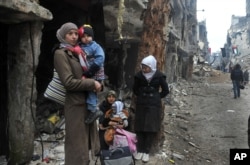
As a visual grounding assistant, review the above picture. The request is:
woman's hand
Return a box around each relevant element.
[123,119,128,127]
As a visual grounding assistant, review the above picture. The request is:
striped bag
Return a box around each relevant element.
[44,69,66,105]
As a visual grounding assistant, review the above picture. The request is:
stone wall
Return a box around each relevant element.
[0,0,52,162]
[7,22,43,164]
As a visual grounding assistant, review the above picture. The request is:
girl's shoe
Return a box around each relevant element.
[133,152,143,160]
[142,153,149,162]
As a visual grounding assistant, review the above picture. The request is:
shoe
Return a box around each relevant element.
[85,110,103,124]
[142,153,149,162]
[133,152,143,160]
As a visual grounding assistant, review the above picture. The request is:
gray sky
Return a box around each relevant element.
[197,0,246,53]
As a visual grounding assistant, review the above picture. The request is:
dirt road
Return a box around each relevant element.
[164,72,250,165]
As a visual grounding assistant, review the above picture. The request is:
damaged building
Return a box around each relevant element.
[223,0,250,68]
[0,0,199,164]
[197,20,209,63]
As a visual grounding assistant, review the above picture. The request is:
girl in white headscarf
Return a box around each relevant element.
[141,55,157,81]
[133,55,169,162]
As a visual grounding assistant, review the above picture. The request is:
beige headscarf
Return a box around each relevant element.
[56,22,78,44]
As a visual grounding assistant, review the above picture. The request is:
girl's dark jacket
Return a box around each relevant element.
[133,70,169,132]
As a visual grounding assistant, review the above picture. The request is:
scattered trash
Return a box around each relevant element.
[54,145,64,154]
[188,142,200,149]
[181,89,188,96]
[54,117,65,133]
[164,130,173,135]
[168,159,175,164]
[48,114,60,125]
[227,110,235,112]
[31,154,40,161]
[172,152,185,160]
[42,157,50,163]
[55,131,65,140]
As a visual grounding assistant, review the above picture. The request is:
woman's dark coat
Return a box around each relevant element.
[133,70,169,132]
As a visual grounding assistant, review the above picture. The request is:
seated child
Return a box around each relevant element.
[103,100,130,147]
[105,100,129,128]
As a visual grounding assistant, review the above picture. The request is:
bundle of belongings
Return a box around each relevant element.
[101,101,137,165]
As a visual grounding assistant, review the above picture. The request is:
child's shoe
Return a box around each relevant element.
[85,110,103,124]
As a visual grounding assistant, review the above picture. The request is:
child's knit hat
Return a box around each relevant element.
[78,24,94,38]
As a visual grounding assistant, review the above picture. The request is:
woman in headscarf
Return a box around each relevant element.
[54,22,101,164]
[132,55,169,162]
[98,90,117,150]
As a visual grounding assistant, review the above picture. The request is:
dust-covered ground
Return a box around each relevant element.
[160,71,250,165]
